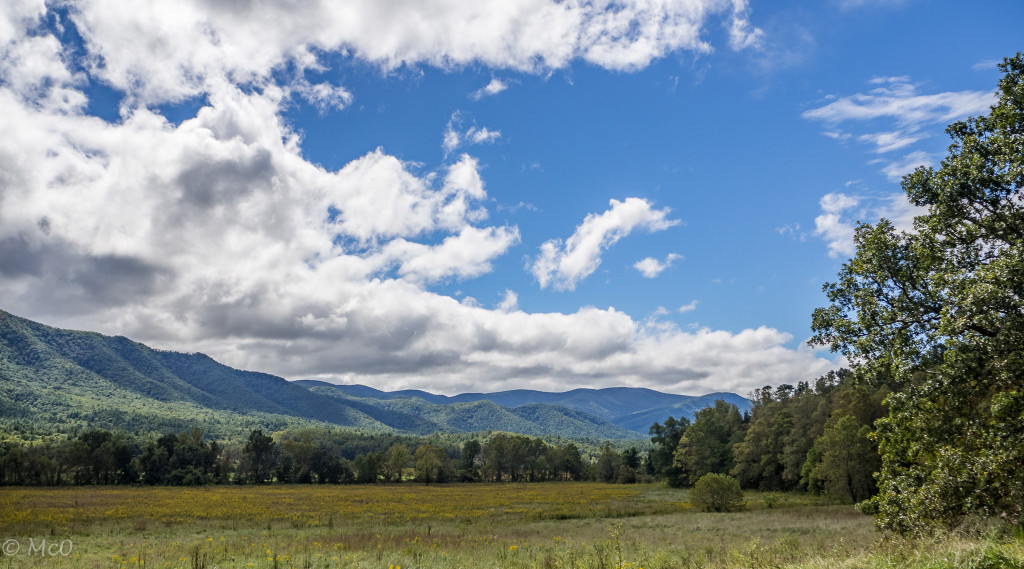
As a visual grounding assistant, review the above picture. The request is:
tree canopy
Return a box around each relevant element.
[811,54,1024,533]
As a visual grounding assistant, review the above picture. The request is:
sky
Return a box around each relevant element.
[0,0,1021,396]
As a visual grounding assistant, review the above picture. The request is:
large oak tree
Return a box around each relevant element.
[811,54,1024,533]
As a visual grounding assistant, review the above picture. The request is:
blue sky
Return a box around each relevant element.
[0,0,1021,395]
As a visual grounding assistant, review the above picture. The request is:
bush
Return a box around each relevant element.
[690,473,744,512]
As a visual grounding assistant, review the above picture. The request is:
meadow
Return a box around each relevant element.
[0,483,1021,569]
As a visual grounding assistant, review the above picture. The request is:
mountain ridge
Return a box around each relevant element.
[0,309,748,440]
[297,381,752,433]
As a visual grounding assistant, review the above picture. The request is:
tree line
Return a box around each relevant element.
[0,427,649,486]
[647,370,887,504]
[644,54,1024,534]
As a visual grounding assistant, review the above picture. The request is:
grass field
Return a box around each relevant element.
[0,483,1021,568]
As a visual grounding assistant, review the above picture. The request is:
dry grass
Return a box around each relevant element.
[0,483,1019,568]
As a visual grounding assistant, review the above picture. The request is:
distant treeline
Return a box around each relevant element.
[0,427,648,486]
[2,369,883,497]
[647,369,887,503]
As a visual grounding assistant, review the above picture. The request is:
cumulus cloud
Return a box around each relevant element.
[678,300,699,313]
[814,193,860,258]
[0,1,841,397]
[532,198,680,290]
[61,0,765,107]
[472,78,508,100]
[496,289,519,313]
[634,253,683,278]
[812,190,923,258]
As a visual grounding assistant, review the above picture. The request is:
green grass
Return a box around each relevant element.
[0,483,1020,568]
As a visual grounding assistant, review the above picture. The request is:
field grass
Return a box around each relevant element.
[0,483,1021,568]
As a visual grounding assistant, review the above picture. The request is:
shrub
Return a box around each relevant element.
[690,473,744,512]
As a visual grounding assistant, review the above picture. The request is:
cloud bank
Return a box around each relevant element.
[0,0,837,396]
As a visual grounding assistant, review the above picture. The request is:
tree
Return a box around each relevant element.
[673,400,744,486]
[243,429,278,484]
[383,443,412,483]
[689,473,744,512]
[594,443,622,483]
[649,416,689,486]
[458,439,481,481]
[413,444,447,484]
[807,415,879,503]
[810,54,1024,533]
[352,452,383,484]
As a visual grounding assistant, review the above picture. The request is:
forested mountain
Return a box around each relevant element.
[0,309,738,441]
[306,385,643,439]
[0,309,394,438]
[298,382,751,433]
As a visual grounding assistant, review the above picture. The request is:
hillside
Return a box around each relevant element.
[297,382,752,433]
[0,310,391,438]
[0,310,690,441]
[307,385,643,440]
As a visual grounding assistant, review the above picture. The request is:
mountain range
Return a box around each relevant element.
[0,309,749,441]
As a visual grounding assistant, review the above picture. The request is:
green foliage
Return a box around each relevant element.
[243,429,277,483]
[807,415,878,503]
[648,415,689,486]
[413,444,448,484]
[690,472,744,512]
[673,400,745,485]
[383,443,412,482]
[811,54,1024,534]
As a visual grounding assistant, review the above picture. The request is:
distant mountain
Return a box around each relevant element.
[305,383,642,440]
[2,309,710,440]
[296,382,752,434]
[0,309,394,438]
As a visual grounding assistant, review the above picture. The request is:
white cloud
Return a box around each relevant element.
[857,130,922,153]
[802,79,994,129]
[881,150,932,182]
[387,225,521,284]
[292,80,353,113]
[443,112,502,155]
[877,192,924,231]
[803,76,995,180]
[472,78,508,100]
[812,189,923,258]
[775,222,800,236]
[971,59,1001,72]
[0,1,842,398]
[496,289,519,313]
[532,198,680,290]
[62,0,763,107]
[634,253,682,278]
[678,300,699,313]
[868,75,910,85]
[814,193,859,258]
[727,0,765,50]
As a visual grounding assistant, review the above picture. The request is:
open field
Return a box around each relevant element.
[0,483,1021,568]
